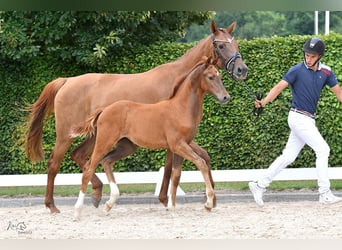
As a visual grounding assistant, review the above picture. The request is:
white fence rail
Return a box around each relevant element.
[1,167,342,195]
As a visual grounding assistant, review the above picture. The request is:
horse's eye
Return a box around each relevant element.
[218,44,225,49]
[208,76,214,80]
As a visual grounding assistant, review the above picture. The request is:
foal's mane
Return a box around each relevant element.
[168,56,213,99]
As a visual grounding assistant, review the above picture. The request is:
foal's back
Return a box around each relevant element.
[95,97,196,151]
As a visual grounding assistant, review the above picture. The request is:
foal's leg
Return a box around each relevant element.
[159,143,215,208]
[70,136,104,208]
[74,136,120,220]
[189,142,216,208]
[174,142,215,211]
[102,165,120,213]
[158,150,174,207]
[169,154,184,210]
[100,138,139,212]
[74,159,102,220]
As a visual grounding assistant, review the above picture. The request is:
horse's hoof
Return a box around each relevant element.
[47,205,61,214]
[91,196,101,208]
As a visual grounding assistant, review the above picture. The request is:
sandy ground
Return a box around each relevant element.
[1,198,342,239]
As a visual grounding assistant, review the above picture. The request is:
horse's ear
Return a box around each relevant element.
[210,21,217,33]
[226,21,237,34]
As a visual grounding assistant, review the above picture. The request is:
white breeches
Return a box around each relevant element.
[258,111,330,194]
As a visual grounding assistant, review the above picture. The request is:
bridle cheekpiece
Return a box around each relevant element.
[211,35,242,77]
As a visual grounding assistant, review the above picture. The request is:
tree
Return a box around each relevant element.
[0,11,213,70]
[182,11,342,42]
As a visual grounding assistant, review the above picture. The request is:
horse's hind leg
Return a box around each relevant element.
[46,136,73,214]
[70,136,104,208]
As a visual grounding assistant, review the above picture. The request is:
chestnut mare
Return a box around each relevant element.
[25,21,248,214]
[70,56,229,219]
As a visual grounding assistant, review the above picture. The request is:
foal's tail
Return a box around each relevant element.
[69,109,103,138]
[25,77,68,163]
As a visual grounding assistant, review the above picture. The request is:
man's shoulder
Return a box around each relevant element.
[320,63,332,76]
[287,62,304,73]
[320,63,332,71]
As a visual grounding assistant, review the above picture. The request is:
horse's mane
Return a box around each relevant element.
[168,57,211,99]
[177,36,211,61]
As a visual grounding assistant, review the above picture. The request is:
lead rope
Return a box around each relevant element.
[241,81,264,122]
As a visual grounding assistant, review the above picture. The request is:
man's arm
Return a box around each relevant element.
[331,84,342,102]
[255,79,289,108]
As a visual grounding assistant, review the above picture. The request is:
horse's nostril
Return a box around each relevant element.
[223,95,230,103]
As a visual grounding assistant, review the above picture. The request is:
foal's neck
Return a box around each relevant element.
[172,73,205,122]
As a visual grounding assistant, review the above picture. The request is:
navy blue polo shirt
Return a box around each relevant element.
[283,61,338,115]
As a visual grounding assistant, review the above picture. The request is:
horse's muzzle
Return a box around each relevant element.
[219,95,230,104]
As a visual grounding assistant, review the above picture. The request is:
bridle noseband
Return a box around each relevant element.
[211,35,242,76]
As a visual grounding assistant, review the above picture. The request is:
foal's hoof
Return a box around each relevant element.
[204,205,212,212]
[158,196,168,208]
[91,196,101,208]
[74,208,82,221]
[213,195,217,208]
[104,202,113,213]
[204,201,213,212]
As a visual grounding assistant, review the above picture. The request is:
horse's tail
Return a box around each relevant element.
[25,77,68,163]
[69,109,103,138]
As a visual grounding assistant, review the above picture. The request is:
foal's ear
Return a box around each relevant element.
[226,21,237,34]
[205,56,218,68]
[204,56,212,67]
[212,57,218,66]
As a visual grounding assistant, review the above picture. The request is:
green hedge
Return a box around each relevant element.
[1,33,342,174]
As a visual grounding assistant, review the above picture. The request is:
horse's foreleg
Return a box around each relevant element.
[70,136,103,208]
[168,154,184,210]
[174,142,215,211]
[189,142,216,208]
[158,150,173,207]
[46,137,73,214]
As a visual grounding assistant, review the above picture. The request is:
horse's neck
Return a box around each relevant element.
[174,37,213,71]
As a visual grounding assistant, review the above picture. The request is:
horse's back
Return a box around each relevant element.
[53,70,173,127]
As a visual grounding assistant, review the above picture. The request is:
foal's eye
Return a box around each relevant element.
[218,44,225,49]
[208,76,214,80]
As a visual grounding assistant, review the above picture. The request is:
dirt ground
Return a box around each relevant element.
[1,198,342,239]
